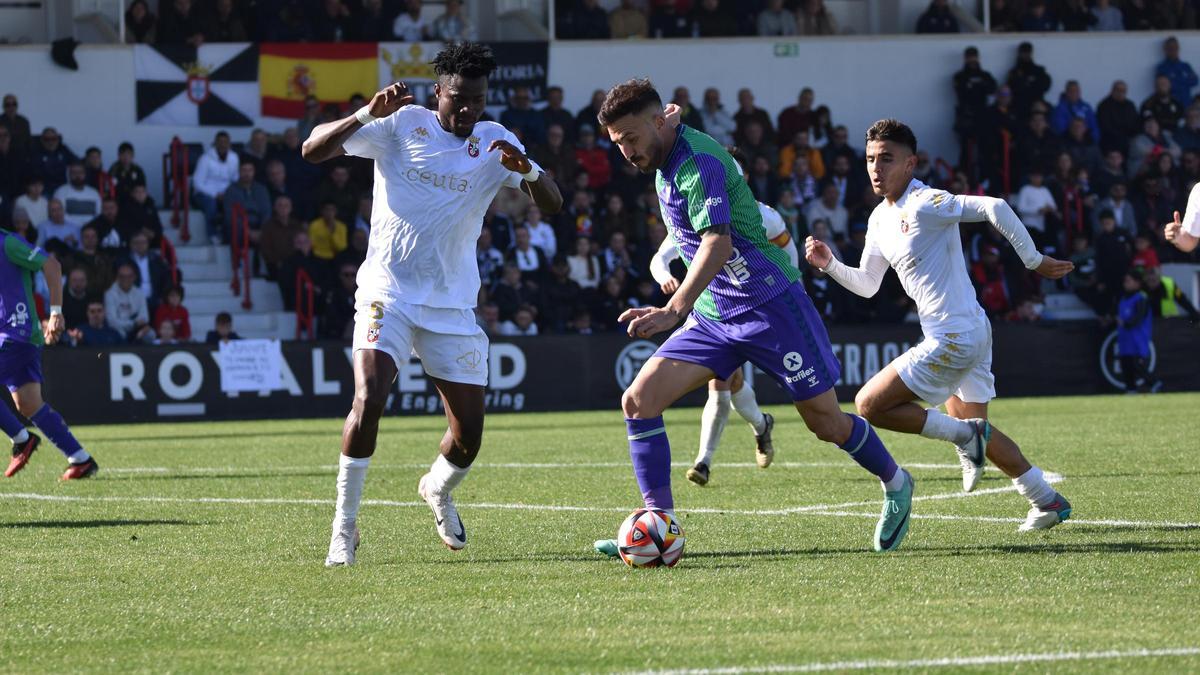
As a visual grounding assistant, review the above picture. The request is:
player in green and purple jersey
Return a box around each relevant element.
[594,79,913,556]
[0,231,97,480]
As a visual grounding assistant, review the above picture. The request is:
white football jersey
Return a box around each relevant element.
[343,105,539,313]
[1182,182,1200,238]
[865,179,984,334]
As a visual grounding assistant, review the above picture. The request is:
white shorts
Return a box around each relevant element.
[352,298,489,387]
[893,322,995,405]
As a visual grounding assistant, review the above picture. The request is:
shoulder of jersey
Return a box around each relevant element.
[470,119,514,140]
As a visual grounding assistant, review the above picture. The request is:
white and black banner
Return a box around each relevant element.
[135,43,258,126]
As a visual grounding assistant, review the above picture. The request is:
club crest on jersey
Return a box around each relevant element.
[467,135,481,157]
[366,322,381,343]
[900,218,911,234]
[412,126,429,140]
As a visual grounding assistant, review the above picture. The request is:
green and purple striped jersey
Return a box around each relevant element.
[655,125,799,321]
[0,232,46,346]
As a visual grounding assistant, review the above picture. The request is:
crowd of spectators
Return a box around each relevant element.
[556,0,1200,39]
[4,31,1200,345]
[123,0,474,45]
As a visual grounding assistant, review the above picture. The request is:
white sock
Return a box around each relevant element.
[426,453,470,494]
[1013,466,1056,508]
[333,454,371,525]
[731,383,766,435]
[12,429,28,444]
[882,468,907,492]
[696,390,731,466]
[920,408,976,446]
[66,449,90,464]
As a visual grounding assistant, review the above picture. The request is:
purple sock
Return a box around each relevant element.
[0,402,26,440]
[627,416,673,511]
[30,404,85,461]
[839,414,898,483]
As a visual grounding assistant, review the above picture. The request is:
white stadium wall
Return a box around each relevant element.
[1,32,1197,196]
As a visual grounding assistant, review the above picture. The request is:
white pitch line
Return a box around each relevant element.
[626,646,1200,675]
[806,509,1200,529]
[103,461,964,475]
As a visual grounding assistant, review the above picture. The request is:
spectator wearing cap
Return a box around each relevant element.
[1098,80,1140,156]
[953,46,997,177]
[1141,75,1184,131]
[560,0,610,39]
[733,88,775,145]
[1006,42,1052,120]
[29,127,77,195]
[1050,80,1101,142]
[0,94,31,156]
[500,86,546,146]
[916,0,959,33]
[698,88,736,147]
[1089,0,1123,30]
[610,0,649,39]
[575,124,611,192]
[1156,36,1198,108]
[757,0,796,36]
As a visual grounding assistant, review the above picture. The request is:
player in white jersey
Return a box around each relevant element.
[647,144,797,485]
[302,43,562,565]
[1163,184,1200,253]
[805,119,1075,531]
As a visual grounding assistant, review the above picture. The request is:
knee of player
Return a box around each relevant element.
[352,386,389,418]
[621,386,658,419]
[853,389,875,419]
[16,399,41,419]
[807,415,846,444]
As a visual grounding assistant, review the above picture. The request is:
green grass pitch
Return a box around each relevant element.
[1,393,1198,673]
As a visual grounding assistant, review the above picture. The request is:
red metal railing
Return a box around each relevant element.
[295,267,316,340]
[229,202,252,310]
[160,234,180,288]
[163,137,191,242]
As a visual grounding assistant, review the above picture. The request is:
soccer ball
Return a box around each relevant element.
[617,508,684,567]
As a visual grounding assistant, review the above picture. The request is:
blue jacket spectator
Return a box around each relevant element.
[916,0,959,33]
[499,87,546,145]
[1156,37,1199,107]
[223,160,272,235]
[1050,81,1100,142]
[29,128,77,195]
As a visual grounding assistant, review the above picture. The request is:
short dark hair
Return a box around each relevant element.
[85,146,101,156]
[214,131,230,141]
[119,142,134,154]
[865,119,917,154]
[964,46,979,57]
[239,158,256,169]
[431,42,496,80]
[216,312,233,324]
[597,78,663,129]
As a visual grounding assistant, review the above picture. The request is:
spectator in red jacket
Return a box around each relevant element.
[575,124,611,192]
[152,285,192,341]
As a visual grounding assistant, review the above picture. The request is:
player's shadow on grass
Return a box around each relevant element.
[111,472,333,481]
[0,519,201,529]
[92,420,617,444]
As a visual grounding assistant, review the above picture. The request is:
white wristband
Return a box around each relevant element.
[521,167,540,182]
[49,305,62,315]
[354,106,377,125]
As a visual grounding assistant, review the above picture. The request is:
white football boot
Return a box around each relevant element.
[324,522,360,567]
[418,473,467,550]
[954,418,991,492]
[1018,493,1073,532]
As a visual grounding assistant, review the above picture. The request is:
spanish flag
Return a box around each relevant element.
[259,43,377,118]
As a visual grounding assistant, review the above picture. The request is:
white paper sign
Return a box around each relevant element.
[218,339,282,392]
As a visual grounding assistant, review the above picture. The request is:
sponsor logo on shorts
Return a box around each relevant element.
[783,351,804,372]
[782,351,818,385]
[456,349,483,372]
[6,302,28,328]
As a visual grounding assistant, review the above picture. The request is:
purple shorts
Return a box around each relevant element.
[655,282,841,401]
[0,340,42,393]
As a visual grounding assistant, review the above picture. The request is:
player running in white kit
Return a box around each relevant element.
[302,43,562,565]
[806,119,1075,531]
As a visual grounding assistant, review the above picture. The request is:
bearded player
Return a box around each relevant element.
[806,119,1073,531]
[649,142,793,486]
[303,43,562,565]
[595,79,915,557]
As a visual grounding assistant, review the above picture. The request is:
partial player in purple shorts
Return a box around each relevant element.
[0,341,44,393]
[656,282,841,401]
[597,79,914,556]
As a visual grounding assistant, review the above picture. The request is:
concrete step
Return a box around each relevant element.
[183,279,282,308]
[174,245,231,267]
[184,288,283,314]
[191,311,309,341]
[160,210,209,247]
[177,261,230,282]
